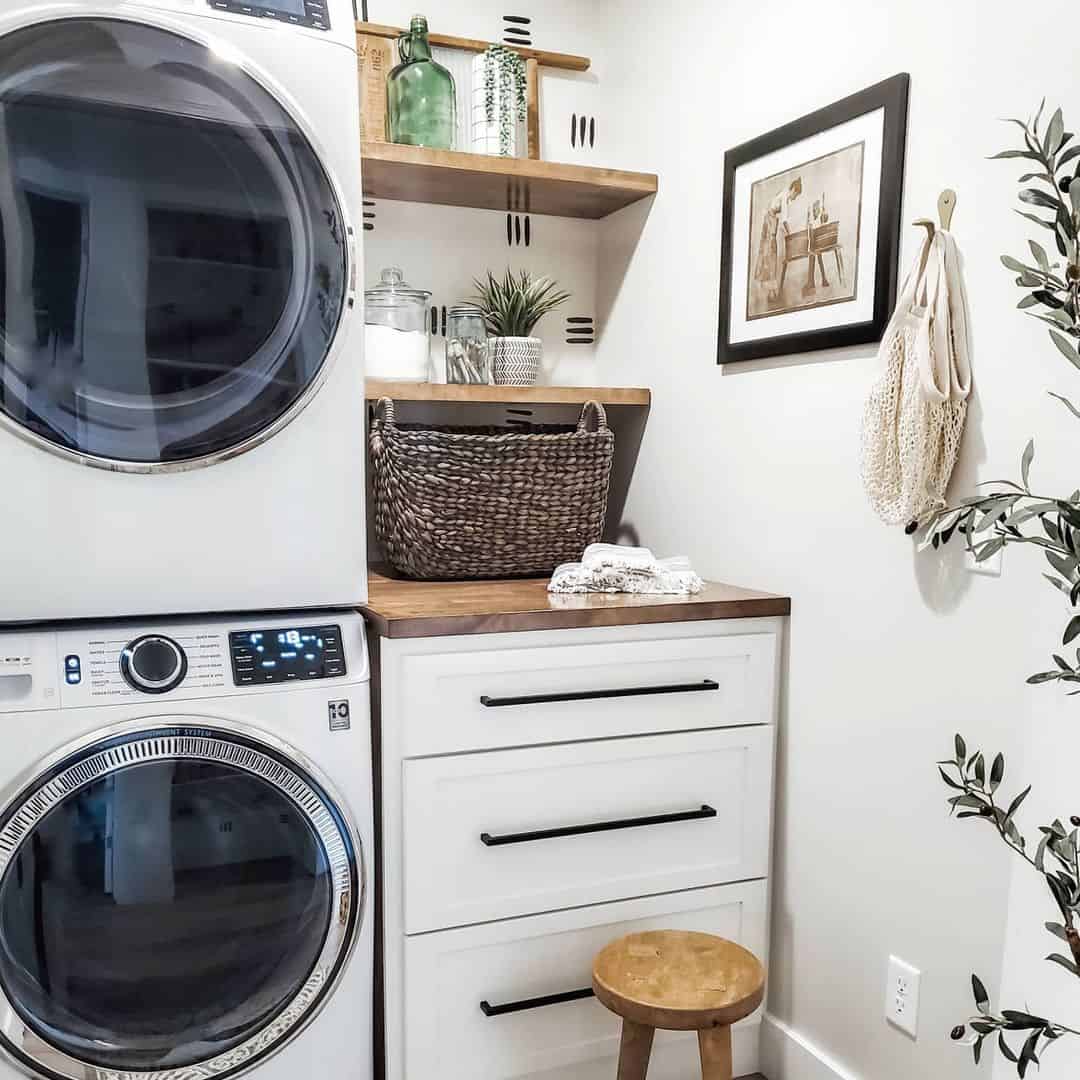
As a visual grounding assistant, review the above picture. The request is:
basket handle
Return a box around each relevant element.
[577,400,608,433]
[374,397,397,426]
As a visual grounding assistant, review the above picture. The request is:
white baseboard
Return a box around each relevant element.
[760,1013,861,1080]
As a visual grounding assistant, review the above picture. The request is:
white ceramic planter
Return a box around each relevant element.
[470,53,519,157]
[490,336,542,385]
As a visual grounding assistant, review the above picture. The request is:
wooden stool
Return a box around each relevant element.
[592,930,765,1080]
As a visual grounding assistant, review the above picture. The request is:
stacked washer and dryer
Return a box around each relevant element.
[0,2,374,1079]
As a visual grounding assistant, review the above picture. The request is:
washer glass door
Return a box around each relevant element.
[0,727,360,1079]
[0,17,349,468]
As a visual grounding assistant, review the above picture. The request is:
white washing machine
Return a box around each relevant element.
[0,609,372,1080]
[0,0,368,623]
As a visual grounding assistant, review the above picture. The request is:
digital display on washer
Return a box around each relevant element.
[229,625,345,685]
[207,0,330,31]
[250,0,304,13]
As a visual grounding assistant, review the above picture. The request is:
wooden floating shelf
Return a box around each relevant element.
[365,381,651,407]
[361,143,658,220]
[356,21,590,72]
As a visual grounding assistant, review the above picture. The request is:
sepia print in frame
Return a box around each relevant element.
[718,74,910,364]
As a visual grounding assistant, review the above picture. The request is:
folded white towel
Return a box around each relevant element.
[581,543,660,575]
[549,545,704,595]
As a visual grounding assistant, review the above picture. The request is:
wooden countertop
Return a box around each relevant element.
[361,571,791,639]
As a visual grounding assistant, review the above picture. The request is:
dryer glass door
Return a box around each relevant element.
[0,726,360,1080]
[0,17,350,469]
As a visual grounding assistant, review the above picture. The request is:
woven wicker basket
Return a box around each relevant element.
[370,397,615,579]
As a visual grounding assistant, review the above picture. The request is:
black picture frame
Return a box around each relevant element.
[717,73,910,365]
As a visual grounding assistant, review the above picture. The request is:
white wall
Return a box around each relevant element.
[592,2,1080,1078]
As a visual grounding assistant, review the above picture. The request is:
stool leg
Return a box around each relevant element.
[617,1019,655,1080]
[697,1025,733,1080]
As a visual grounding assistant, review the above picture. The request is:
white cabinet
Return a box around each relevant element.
[395,629,778,757]
[403,726,775,932]
[404,882,768,1080]
[372,617,783,1080]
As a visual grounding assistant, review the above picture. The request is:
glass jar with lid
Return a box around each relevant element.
[364,267,431,382]
[445,305,490,384]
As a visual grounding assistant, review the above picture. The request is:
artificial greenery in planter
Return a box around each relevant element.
[476,45,527,157]
[472,268,570,385]
[925,102,1080,682]
[923,103,1080,1074]
[939,737,1080,1073]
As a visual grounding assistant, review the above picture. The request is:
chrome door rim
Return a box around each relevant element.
[0,719,363,1080]
[0,7,358,475]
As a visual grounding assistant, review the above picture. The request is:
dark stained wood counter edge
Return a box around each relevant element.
[360,574,791,640]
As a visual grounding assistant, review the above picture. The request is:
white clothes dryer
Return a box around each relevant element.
[0,608,373,1080]
[0,0,368,622]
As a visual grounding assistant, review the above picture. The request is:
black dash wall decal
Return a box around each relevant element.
[505,214,530,247]
[566,315,596,344]
[363,199,376,231]
[503,14,532,45]
[506,407,535,430]
[569,117,598,153]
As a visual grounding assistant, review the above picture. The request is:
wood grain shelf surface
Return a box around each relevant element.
[356,20,590,71]
[365,381,651,407]
[360,142,658,219]
[362,571,791,639]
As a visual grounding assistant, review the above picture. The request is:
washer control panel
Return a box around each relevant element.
[73,630,226,701]
[229,625,345,686]
[207,0,330,31]
[0,612,366,712]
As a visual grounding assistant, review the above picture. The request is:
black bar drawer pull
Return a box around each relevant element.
[480,804,717,847]
[480,987,594,1017]
[480,678,719,708]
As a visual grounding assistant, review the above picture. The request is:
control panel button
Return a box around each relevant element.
[64,655,82,685]
[121,636,187,694]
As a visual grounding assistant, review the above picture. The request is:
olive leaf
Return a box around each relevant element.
[1050,331,1080,368]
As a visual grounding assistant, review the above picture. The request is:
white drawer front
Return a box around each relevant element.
[403,726,774,933]
[404,881,767,1080]
[396,630,778,756]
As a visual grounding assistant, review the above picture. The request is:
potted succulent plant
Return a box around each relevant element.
[472,268,570,385]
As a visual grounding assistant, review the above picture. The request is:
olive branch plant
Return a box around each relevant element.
[922,103,1080,1074]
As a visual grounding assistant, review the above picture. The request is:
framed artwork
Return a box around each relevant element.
[717,73,910,364]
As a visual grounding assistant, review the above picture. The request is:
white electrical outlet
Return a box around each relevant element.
[886,956,921,1038]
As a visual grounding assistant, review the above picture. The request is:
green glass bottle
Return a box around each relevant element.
[386,15,457,150]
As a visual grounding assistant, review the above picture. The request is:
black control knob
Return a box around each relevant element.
[121,635,187,694]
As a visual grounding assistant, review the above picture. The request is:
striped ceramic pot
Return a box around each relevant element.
[490,336,542,385]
